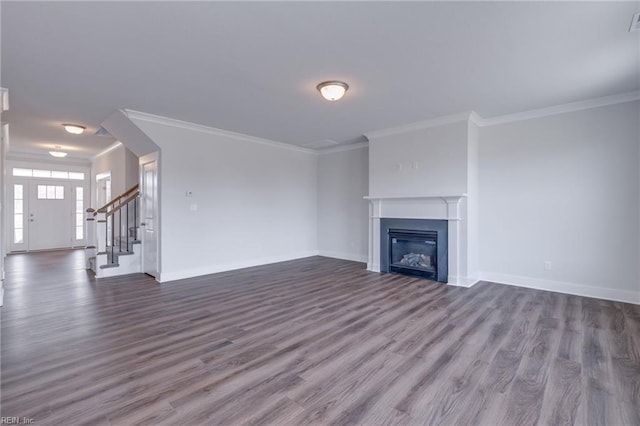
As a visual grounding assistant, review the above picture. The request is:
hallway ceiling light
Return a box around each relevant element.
[317,81,349,101]
[49,146,67,158]
[62,124,85,134]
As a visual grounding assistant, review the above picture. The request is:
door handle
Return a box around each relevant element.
[140,222,146,226]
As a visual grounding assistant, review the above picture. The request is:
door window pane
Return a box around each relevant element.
[14,229,23,245]
[37,185,65,200]
[13,184,24,244]
[75,187,84,240]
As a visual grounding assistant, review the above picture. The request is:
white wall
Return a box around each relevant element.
[317,146,369,262]
[466,120,480,279]
[129,118,318,282]
[368,120,469,196]
[91,143,138,207]
[479,101,640,302]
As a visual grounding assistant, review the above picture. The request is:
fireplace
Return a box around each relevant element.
[379,218,448,283]
[388,229,438,280]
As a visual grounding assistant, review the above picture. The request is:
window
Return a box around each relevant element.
[13,168,32,177]
[68,172,84,180]
[37,185,64,200]
[32,169,51,178]
[12,168,85,181]
[14,184,24,244]
[75,187,84,240]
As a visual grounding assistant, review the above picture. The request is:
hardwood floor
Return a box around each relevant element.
[1,250,639,425]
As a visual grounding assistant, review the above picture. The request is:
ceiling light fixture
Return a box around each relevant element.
[317,81,349,101]
[49,146,68,158]
[63,124,85,134]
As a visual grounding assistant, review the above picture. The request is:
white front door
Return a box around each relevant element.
[140,153,158,277]
[28,181,72,250]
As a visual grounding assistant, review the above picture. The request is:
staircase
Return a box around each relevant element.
[85,185,142,278]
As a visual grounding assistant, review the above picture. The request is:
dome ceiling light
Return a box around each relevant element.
[49,145,68,158]
[317,81,349,101]
[62,124,85,134]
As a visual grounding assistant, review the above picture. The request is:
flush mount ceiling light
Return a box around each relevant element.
[62,124,85,134]
[317,81,349,101]
[49,146,68,158]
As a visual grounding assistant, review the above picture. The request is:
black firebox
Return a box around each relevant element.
[388,229,438,280]
[380,218,448,283]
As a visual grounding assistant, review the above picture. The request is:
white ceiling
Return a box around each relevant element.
[2,1,639,159]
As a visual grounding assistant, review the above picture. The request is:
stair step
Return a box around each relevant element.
[100,263,120,269]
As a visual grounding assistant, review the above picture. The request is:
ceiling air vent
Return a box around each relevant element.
[630,12,640,32]
[94,127,112,137]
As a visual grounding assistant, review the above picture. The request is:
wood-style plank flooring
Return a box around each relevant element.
[1,250,639,425]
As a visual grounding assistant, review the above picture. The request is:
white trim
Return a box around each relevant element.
[447,275,479,288]
[124,109,316,155]
[91,141,123,161]
[157,250,319,283]
[364,91,640,139]
[0,288,3,307]
[478,90,640,127]
[318,250,367,263]
[365,194,467,202]
[5,151,91,166]
[317,142,369,155]
[364,111,474,140]
[479,271,640,305]
[0,87,8,112]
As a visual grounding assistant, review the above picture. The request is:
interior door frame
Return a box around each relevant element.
[139,151,160,280]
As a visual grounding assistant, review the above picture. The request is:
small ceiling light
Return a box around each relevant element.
[49,146,68,158]
[63,124,85,134]
[317,81,349,101]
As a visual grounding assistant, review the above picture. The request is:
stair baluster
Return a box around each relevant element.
[85,184,141,276]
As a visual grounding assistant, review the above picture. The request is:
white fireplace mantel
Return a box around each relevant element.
[364,193,476,287]
[364,194,466,221]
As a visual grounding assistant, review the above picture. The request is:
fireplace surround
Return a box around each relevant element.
[365,194,476,287]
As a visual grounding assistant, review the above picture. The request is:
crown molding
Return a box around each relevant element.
[363,91,640,139]
[479,90,640,127]
[124,109,316,155]
[364,111,475,140]
[6,151,91,167]
[91,141,123,162]
[317,141,369,155]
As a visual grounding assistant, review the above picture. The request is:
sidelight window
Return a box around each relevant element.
[14,184,24,244]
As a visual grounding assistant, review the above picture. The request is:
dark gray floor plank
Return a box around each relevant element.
[1,250,639,425]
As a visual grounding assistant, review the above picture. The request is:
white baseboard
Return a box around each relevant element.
[367,263,381,273]
[447,275,480,288]
[478,271,640,305]
[317,250,367,263]
[158,250,320,283]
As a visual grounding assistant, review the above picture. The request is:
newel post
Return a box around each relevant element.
[85,208,96,269]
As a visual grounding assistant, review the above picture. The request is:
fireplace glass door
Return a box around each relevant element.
[388,229,437,280]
